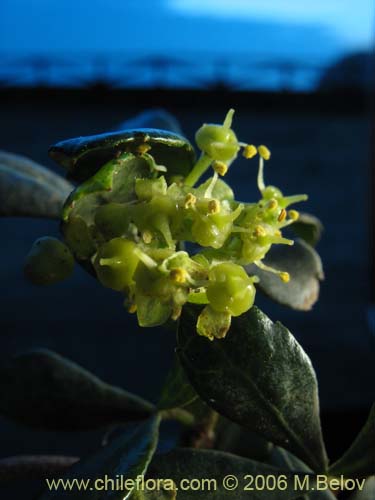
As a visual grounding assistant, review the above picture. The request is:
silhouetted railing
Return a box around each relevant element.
[0,52,325,91]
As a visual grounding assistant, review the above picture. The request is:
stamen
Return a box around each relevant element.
[254,225,267,237]
[184,193,197,209]
[258,145,271,160]
[288,210,299,221]
[170,268,188,284]
[267,199,278,210]
[142,230,153,244]
[254,260,290,283]
[208,199,221,214]
[212,160,228,176]
[136,144,151,154]
[280,272,290,283]
[242,144,257,159]
[278,208,287,222]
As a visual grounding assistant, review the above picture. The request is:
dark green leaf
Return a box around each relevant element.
[0,151,73,218]
[290,213,323,247]
[329,404,375,478]
[39,416,160,499]
[146,448,312,499]
[177,305,328,472]
[49,129,195,183]
[247,239,324,311]
[158,355,198,411]
[0,349,154,431]
[215,419,274,463]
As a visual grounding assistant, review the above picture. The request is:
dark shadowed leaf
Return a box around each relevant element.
[215,419,273,463]
[0,151,73,218]
[247,239,324,311]
[158,355,198,411]
[349,477,375,500]
[39,416,160,499]
[0,349,154,431]
[329,404,375,478]
[289,213,323,247]
[177,305,328,472]
[270,447,336,499]
[0,455,79,483]
[0,150,73,193]
[146,448,312,499]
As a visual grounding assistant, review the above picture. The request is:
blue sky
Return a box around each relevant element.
[0,0,373,89]
[0,0,373,56]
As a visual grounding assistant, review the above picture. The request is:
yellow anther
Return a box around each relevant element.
[142,230,153,244]
[288,210,300,221]
[212,160,228,176]
[280,272,290,283]
[243,144,257,159]
[254,225,267,237]
[258,145,271,160]
[128,304,137,313]
[208,199,221,214]
[275,229,282,237]
[184,193,197,209]
[267,199,278,210]
[278,208,287,222]
[170,268,188,284]
[136,144,151,154]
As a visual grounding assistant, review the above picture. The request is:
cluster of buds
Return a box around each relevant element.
[87,110,307,340]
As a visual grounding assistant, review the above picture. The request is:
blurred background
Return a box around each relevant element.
[0,0,374,497]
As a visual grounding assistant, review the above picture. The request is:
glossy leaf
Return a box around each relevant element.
[290,212,323,247]
[49,129,195,183]
[247,239,324,311]
[39,416,160,499]
[0,349,154,431]
[158,355,198,411]
[147,448,312,499]
[0,151,73,218]
[177,305,328,472]
[329,404,375,478]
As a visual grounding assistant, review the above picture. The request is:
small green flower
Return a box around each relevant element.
[26,108,309,339]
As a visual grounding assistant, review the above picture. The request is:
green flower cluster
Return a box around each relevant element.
[26,110,307,340]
